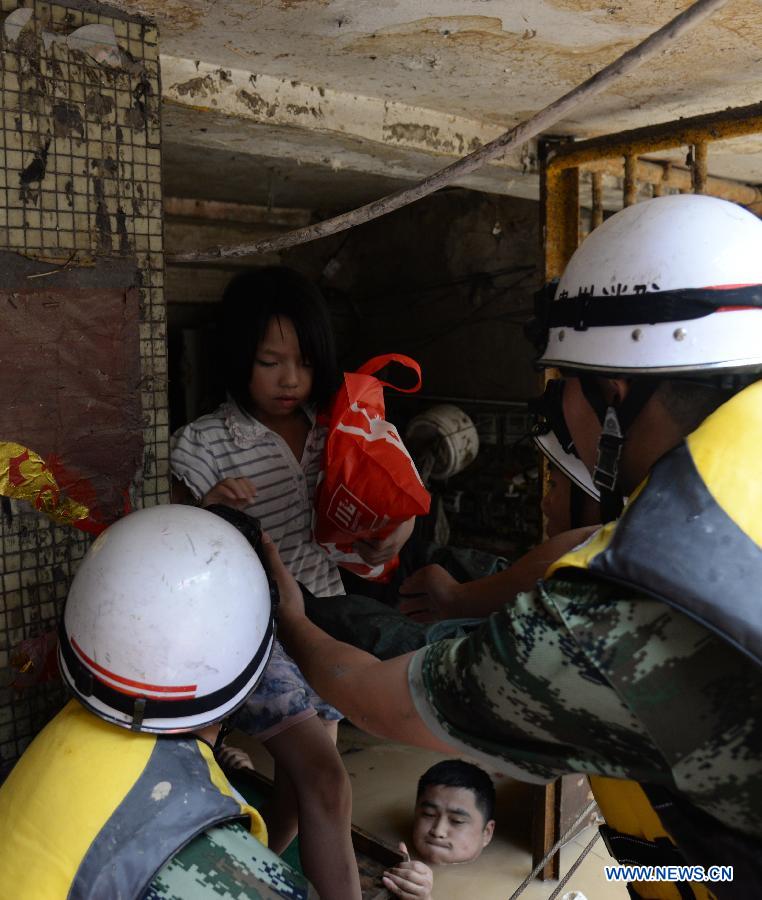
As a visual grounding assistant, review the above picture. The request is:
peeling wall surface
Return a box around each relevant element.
[117,0,762,129]
[110,0,762,198]
[0,0,167,767]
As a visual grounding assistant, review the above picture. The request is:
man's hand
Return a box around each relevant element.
[382,843,433,899]
[355,516,415,566]
[260,532,304,620]
[201,477,257,510]
[398,564,462,622]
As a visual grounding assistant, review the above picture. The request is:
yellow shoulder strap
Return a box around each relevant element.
[545,518,617,578]
[686,380,762,548]
[199,741,268,846]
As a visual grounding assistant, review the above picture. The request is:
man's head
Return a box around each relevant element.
[411,760,496,865]
[536,194,762,514]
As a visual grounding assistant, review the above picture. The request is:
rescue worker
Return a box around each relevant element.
[266,193,762,899]
[0,504,316,900]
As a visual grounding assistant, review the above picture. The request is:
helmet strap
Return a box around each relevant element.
[131,698,146,732]
[213,720,232,754]
[594,406,625,521]
[594,405,623,493]
[578,375,659,521]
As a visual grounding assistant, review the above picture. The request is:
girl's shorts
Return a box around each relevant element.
[232,639,343,741]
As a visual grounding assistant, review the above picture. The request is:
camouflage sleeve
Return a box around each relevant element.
[144,821,317,900]
[408,577,671,784]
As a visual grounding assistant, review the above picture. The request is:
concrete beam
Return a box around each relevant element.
[162,103,541,203]
[160,54,533,176]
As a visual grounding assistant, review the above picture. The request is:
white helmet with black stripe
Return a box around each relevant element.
[530,379,599,500]
[535,194,762,518]
[539,194,762,375]
[59,504,275,733]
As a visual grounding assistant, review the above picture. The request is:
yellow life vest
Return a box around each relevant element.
[589,777,715,900]
[0,700,267,900]
[546,381,762,900]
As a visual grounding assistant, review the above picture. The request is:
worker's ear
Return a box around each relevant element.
[604,376,630,407]
[482,818,496,848]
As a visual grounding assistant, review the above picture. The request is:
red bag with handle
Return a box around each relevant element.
[315,354,431,581]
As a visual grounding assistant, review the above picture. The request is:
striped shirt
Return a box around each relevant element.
[171,400,344,598]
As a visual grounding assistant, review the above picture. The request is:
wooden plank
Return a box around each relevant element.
[165,197,311,228]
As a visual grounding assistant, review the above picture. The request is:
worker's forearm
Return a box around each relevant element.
[278,612,453,753]
[279,613,377,690]
[278,615,382,733]
[448,525,597,617]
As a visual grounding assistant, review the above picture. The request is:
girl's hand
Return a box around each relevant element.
[382,842,433,899]
[260,532,305,620]
[201,477,257,510]
[355,516,415,566]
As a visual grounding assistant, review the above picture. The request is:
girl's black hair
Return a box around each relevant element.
[219,266,339,411]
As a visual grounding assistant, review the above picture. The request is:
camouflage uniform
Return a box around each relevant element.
[146,821,317,900]
[409,575,762,841]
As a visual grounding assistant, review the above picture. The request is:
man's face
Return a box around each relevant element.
[411,784,495,865]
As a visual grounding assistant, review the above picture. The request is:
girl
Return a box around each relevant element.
[171,266,411,900]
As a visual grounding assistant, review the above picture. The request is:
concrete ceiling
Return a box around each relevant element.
[110,0,762,210]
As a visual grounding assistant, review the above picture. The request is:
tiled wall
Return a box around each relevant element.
[0,0,167,769]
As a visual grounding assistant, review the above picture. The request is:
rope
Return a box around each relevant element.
[547,827,603,900]
[506,799,597,900]
[168,0,730,263]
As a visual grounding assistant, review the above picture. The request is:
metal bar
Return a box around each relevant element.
[546,100,762,172]
[543,164,580,281]
[692,142,708,193]
[652,161,671,196]
[591,172,604,229]
[623,154,638,206]
[581,156,760,205]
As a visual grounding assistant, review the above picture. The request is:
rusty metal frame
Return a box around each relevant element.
[542,99,762,280]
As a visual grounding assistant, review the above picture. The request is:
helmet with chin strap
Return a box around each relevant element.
[58,504,276,734]
[529,379,599,501]
[535,194,762,518]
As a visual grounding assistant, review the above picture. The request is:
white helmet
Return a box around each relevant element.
[534,431,599,500]
[539,194,762,375]
[530,380,599,500]
[58,505,275,734]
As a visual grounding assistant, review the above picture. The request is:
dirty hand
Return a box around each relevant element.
[382,842,434,899]
[355,516,415,566]
[398,564,461,622]
[260,532,305,620]
[201,477,257,510]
